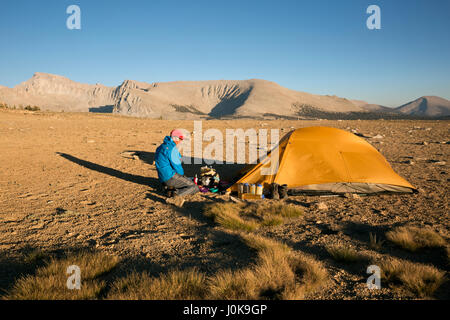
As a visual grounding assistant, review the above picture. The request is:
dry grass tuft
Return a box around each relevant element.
[108,234,327,300]
[240,233,291,254]
[4,251,119,300]
[208,233,328,300]
[4,202,313,300]
[287,253,328,298]
[260,216,284,227]
[208,269,254,299]
[256,203,303,219]
[199,205,324,299]
[23,249,50,266]
[379,258,446,298]
[327,244,363,263]
[203,202,259,232]
[108,268,208,300]
[203,202,303,232]
[4,235,327,300]
[386,226,446,252]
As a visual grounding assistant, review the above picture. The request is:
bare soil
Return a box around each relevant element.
[0,109,448,299]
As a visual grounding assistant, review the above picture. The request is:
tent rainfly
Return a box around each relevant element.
[230,126,416,194]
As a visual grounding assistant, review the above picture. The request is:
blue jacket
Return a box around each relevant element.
[155,136,184,182]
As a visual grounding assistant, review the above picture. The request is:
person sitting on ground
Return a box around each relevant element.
[154,129,198,207]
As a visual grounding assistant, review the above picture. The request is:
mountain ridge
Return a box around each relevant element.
[395,96,450,117]
[0,73,448,119]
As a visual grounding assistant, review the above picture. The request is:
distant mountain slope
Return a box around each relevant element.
[0,73,116,112]
[349,99,369,108]
[395,96,450,117]
[361,104,398,113]
[349,99,398,113]
[111,78,365,119]
[0,73,363,118]
[1,73,448,119]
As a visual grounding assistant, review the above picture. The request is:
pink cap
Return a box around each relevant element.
[170,129,184,140]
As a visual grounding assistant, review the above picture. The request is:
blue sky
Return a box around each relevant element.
[0,0,449,107]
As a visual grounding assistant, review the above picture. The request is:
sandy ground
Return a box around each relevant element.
[0,109,448,299]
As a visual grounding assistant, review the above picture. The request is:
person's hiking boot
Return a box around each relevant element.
[166,189,175,198]
[279,184,288,199]
[165,196,185,208]
[163,185,176,198]
[271,183,280,200]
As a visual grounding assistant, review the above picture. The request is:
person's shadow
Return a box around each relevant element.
[56,151,248,203]
[56,152,160,190]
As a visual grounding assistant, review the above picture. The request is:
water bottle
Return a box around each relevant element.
[256,184,263,195]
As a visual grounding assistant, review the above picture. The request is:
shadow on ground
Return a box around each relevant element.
[0,228,258,299]
[56,152,160,189]
[3,154,258,298]
[125,150,249,182]
[340,221,449,272]
[55,152,257,273]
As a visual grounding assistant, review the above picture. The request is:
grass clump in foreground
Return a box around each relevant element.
[3,251,119,300]
[379,258,446,298]
[108,268,208,300]
[209,233,328,300]
[326,244,364,263]
[23,249,51,266]
[5,203,318,300]
[9,235,327,300]
[203,202,259,232]
[203,202,303,232]
[109,235,328,300]
[256,203,303,219]
[386,226,446,252]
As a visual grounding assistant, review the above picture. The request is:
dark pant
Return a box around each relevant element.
[164,173,199,197]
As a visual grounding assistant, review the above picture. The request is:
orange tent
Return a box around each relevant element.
[230,126,416,194]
